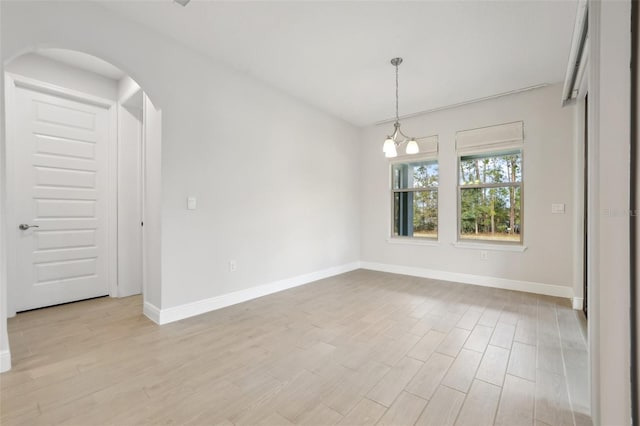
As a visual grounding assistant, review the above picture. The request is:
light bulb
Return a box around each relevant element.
[383,137,395,153]
[405,139,419,155]
[385,144,398,158]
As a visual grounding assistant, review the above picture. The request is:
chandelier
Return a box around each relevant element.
[382,57,419,158]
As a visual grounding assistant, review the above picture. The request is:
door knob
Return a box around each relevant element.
[18,224,39,230]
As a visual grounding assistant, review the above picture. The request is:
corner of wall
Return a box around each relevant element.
[0,37,11,375]
[572,297,584,311]
[0,331,11,373]
[143,301,161,325]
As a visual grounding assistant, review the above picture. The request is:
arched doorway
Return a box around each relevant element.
[1,48,162,370]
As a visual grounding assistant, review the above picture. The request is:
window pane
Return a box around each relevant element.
[393,160,439,189]
[460,186,521,242]
[459,150,521,185]
[393,190,438,238]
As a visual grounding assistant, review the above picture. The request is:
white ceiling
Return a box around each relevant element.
[36,48,125,80]
[99,1,577,126]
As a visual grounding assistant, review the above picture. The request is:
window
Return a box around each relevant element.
[458,150,522,243]
[391,159,438,239]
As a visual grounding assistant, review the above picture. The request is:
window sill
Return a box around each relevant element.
[387,238,440,247]
[452,241,527,252]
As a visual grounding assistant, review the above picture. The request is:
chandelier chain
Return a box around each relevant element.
[395,62,399,123]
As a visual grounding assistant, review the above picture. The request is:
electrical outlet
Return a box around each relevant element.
[480,250,488,260]
[229,260,237,272]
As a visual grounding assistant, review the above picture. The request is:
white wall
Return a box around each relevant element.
[360,84,576,295]
[5,53,118,101]
[142,94,163,311]
[117,76,143,298]
[0,0,8,374]
[588,0,632,424]
[118,75,141,105]
[0,0,360,333]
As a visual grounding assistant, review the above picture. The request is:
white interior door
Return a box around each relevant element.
[13,84,110,311]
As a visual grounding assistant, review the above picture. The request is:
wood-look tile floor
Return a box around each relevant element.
[1,270,591,426]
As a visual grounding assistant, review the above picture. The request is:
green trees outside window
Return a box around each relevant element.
[459,150,522,242]
[392,160,438,239]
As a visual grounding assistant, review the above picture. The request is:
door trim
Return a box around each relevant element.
[4,72,118,315]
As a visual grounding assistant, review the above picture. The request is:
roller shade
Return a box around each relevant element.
[418,135,438,154]
[456,121,524,153]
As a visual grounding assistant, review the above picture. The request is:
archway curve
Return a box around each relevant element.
[3,45,162,112]
[0,2,174,371]
[2,47,163,329]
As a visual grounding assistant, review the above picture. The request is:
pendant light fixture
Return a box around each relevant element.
[383,57,419,158]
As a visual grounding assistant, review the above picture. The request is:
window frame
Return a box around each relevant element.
[389,154,439,242]
[456,148,525,245]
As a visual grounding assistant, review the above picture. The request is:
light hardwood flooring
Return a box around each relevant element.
[0,270,591,426]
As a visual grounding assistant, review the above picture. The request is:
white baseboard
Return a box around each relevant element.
[143,301,162,324]
[0,349,11,373]
[360,261,573,299]
[572,297,584,310]
[150,262,361,325]
[144,260,574,325]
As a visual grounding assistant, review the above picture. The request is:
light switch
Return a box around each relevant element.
[551,203,565,214]
[187,197,197,210]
